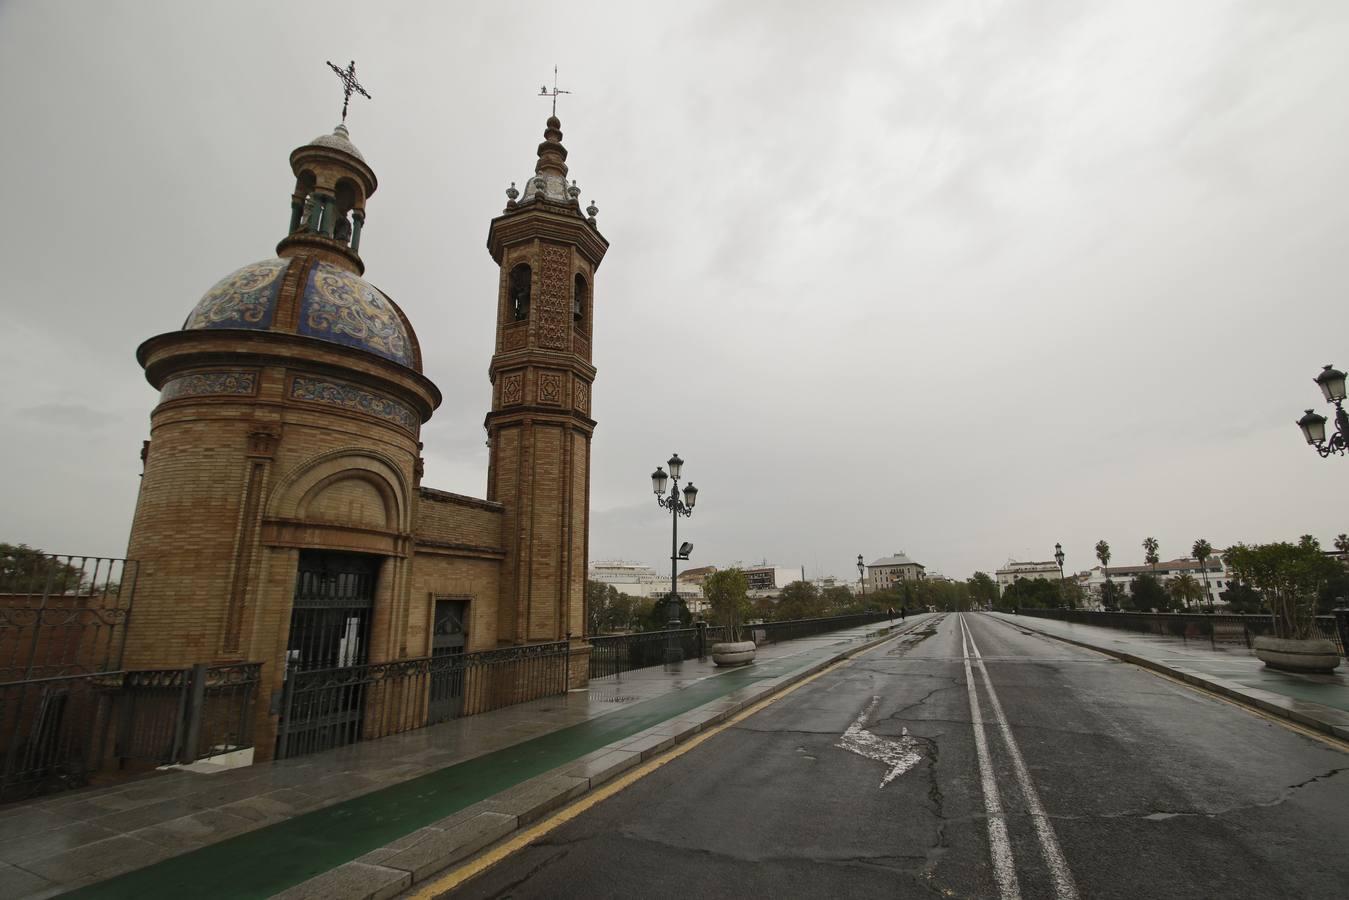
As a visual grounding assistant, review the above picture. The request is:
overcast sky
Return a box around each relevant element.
[2,0,1347,582]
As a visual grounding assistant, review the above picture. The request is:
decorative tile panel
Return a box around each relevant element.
[160,370,258,402]
[538,373,562,406]
[502,321,528,352]
[501,372,523,406]
[290,376,418,432]
[184,259,288,330]
[299,262,414,367]
[537,245,570,350]
[574,380,590,415]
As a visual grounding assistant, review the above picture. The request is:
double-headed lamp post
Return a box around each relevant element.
[1054,542,1066,606]
[857,554,866,597]
[651,454,698,641]
[1297,364,1349,457]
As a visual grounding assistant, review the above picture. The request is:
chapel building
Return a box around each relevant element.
[122,110,607,759]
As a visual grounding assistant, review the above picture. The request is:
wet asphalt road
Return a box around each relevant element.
[444,613,1349,899]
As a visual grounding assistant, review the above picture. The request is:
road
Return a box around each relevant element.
[439,613,1349,899]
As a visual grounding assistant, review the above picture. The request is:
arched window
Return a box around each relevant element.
[292,171,317,233]
[509,264,532,322]
[333,179,358,245]
[573,274,587,329]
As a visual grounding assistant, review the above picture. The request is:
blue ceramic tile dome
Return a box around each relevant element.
[182,257,417,369]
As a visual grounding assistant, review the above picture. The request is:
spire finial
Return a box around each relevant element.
[538,65,571,118]
[326,59,372,123]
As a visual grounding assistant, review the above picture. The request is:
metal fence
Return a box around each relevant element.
[589,611,898,680]
[0,554,137,681]
[0,662,261,803]
[741,611,895,646]
[1018,609,1347,656]
[276,640,570,760]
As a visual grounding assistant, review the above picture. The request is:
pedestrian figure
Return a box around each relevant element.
[901,606,906,621]
[887,606,895,620]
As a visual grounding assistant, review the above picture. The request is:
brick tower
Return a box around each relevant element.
[485,115,608,663]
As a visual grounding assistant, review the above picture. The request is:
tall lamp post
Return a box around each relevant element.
[1297,364,1348,457]
[1054,543,1066,608]
[857,554,866,597]
[651,454,698,661]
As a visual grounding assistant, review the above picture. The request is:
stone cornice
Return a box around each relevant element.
[483,406,596,432]
[417,486,505,513]
[137,329,442,420]
[486,208,609,268]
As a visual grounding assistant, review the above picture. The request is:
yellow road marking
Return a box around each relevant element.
[406,627,913,899]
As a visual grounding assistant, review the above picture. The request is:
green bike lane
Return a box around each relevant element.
[68,627,904,899]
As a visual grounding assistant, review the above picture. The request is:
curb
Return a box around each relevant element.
[995,616,1349,746]
[274,617,934,900]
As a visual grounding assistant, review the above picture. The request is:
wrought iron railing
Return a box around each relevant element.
[588,628,703,679]
[1017,609,1347,656]
[588,611,898,680]
[0,554,137,680]
[740,611,894,646]
[0,661,261,803]
[275,640,570,760]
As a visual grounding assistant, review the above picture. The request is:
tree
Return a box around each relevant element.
[1128,574,1169,611]
[822,586,855,612]
[775,581,827,620]
[1192,538,1214,610]
[967,572,999,608]
[1142,537,1160,576]
[1095,540,1112,605]
[704,568,751,641]
[0,544,89,595]
[1335,533,1349,555]
[1220,580,1264,614]
[1168,573,1202,611]
[1225,539,1340,640]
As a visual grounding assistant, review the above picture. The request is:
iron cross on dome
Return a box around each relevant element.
[539,65,571,117]
[326,59,371,123]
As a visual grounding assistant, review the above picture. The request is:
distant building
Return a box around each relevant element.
[1085,557,1232,607]
[743,565,807,597]
[589,561,701,606]
[865,552,925,592]
[995,560,1061,596]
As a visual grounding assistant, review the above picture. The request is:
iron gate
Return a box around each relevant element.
[428,599,467,723]
[277,551,380,757]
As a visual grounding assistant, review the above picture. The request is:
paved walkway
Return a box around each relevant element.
[0,618,925,899]
[993,613,1349,739]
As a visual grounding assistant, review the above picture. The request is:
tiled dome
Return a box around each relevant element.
[182,257,418,370]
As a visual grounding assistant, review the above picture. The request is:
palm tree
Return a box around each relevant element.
[1192,538,1214,610]
[1142,537,1160,578]
[1335,533,1349,555]
[1095,540,1112,608]
[1169,573,1201,610]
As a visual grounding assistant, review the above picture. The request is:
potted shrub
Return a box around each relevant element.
[705,568,755,667]
[1225,538,1342,673]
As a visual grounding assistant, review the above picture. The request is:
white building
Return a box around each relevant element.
[995,560,1061,596]
[589,560,703,609]
[1085,557,1232,607]
[865,552,926,592]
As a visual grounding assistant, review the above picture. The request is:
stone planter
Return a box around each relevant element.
[711,640,756,667]
[1252,636,1342,674]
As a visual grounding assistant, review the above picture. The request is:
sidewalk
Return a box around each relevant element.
[991,613,1349,742]
[0,616,931,899]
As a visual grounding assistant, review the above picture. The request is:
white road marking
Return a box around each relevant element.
[836,696,923,788]
[962,614,1081,900]
[961,617,1022,900]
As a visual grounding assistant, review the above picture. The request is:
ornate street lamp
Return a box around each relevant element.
[857,554,866,597]
[1054,542,1066,607]
[652,453,698,661]
[1297,364,1349,457]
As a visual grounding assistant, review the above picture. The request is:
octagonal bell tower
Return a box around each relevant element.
[485,115,608,653]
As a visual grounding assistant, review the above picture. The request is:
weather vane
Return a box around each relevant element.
[539,65,571,117]
[326,59,371,124]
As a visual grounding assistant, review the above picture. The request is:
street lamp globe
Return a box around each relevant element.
[1054,543,1064,568]
[651,466,669,495]
[667,453,684,480]
[1298,409,1328,446]
[682,482,698,508]
[1315,364,1347,403]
